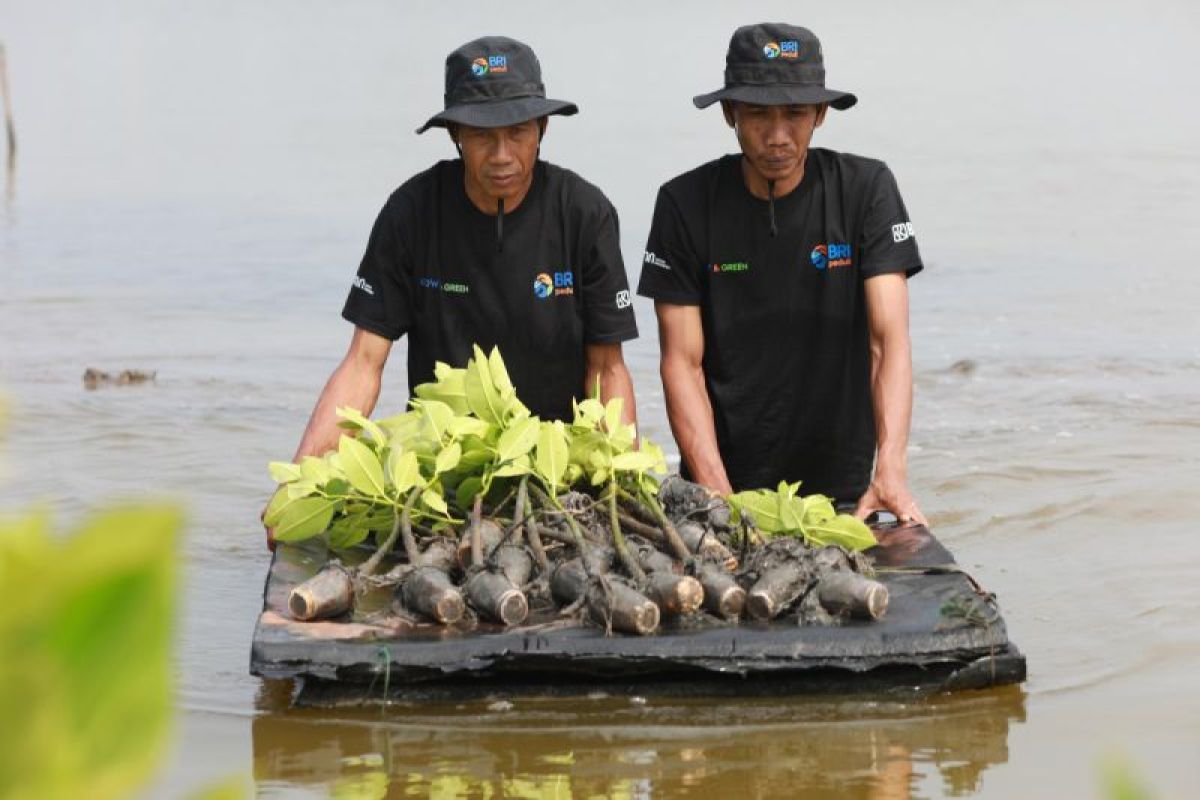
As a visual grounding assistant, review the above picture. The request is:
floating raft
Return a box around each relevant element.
[250,522,1025,701]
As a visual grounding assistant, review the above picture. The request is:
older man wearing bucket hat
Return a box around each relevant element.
[265,37,638,547]
[637,23,927,525]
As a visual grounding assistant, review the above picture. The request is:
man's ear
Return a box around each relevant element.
[447,124,462,157]
[721,100,737,129]
[814,103,829,128]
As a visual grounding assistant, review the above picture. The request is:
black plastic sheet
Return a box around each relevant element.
[250,523,1025,701]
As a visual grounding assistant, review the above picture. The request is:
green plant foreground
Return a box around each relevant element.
[266,345,875,553]
[0,506,181,800]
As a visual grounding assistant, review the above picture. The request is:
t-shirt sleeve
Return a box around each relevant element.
[579,205,639,344]
[636,188,704,305]
[341,196,414,340]
[858,165,924,280]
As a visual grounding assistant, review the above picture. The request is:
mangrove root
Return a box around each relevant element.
[747,561,813,621]
[586,579,660,636]
[288,563,354,621]
[817,572,889,620]
[466,570,529,625]
[676,521,738,571]
[643,572,704,617]
[698,565,746,620]
[401,566,466,624]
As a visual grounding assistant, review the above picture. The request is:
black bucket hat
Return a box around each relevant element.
[416,36,578,134]
[693,24,857,111]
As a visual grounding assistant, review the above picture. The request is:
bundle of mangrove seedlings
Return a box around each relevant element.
[266,346,888,636]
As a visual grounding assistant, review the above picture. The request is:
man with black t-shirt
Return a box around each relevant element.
[264,37,639,548]
[638,24,928,525]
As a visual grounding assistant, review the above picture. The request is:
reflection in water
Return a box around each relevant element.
[252,680,1025,798]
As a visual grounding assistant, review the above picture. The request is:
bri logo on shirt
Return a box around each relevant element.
[472,55,508,77]
[534,271,574,299]
[810,243,852,270]
[352,276,374,296]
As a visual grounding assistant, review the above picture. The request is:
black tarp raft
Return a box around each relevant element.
[250,520,1025,701]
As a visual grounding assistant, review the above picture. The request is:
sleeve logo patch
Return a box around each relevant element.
[892,221,916,243]
[643,251,671,270]
[615,290,632,309]
[352,276,375,296]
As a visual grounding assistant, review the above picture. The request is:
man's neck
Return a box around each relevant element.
[740,151,808,200]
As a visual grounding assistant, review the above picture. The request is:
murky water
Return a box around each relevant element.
[3,1,1199,797]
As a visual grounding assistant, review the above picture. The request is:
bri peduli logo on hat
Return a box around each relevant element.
[810,243,852,270]
[763,40,800,60]
[471,55,509,77]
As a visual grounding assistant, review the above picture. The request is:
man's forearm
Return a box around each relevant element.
[585,358,638,429]
[869,329,913,479]
[292,354,385,461]
[661,357,732,494]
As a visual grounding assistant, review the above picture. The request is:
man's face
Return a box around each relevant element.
[725,102,828,185]
[454,119,543,207]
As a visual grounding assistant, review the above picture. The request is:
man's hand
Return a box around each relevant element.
[656,302,734,496]
[854,470,927,526]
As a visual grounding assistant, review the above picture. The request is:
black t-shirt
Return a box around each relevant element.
[637,149,923,499]
[343,159,638,422]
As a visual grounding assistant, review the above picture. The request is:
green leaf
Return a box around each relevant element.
[779,494,805,532]
[589,449,612,472]
[604,397,624,436]
[535,421,570,492]
[803,514,877,552]
[421,488,449,516]
[572,397,605,429]
[335,406,388,444]
[611,450,658,473]
[380,411,424,447]
[299,455,332,486]
[493,455,531,478]
[496,417,540,463]
[435,441,462,474]
[326,513,372,551]
[273,496,336,542]
[640,439,669,474]
[488,346,516,399]
[417,399,456,443]
[464,344,504,425]
[285,479,318,499]
[338,435,387,498]
[447,415,492,439]
[455,477,484,511]
[800,494,837,526]
[268,461,301,484]
[414,367,470,415]
[264,486,297,527]
[0,506,180,800]
[729,489,786,533]
[387,449,421,494]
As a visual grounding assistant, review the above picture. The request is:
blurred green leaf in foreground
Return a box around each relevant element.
[0,505,182,800]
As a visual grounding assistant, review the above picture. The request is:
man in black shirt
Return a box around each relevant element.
[637,23,927,525]
[265,37,639,547]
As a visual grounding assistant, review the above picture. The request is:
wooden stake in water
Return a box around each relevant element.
[0,43,15,169]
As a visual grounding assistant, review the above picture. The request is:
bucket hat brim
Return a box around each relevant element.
[692,84,857,110]
[416,97,578,134]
